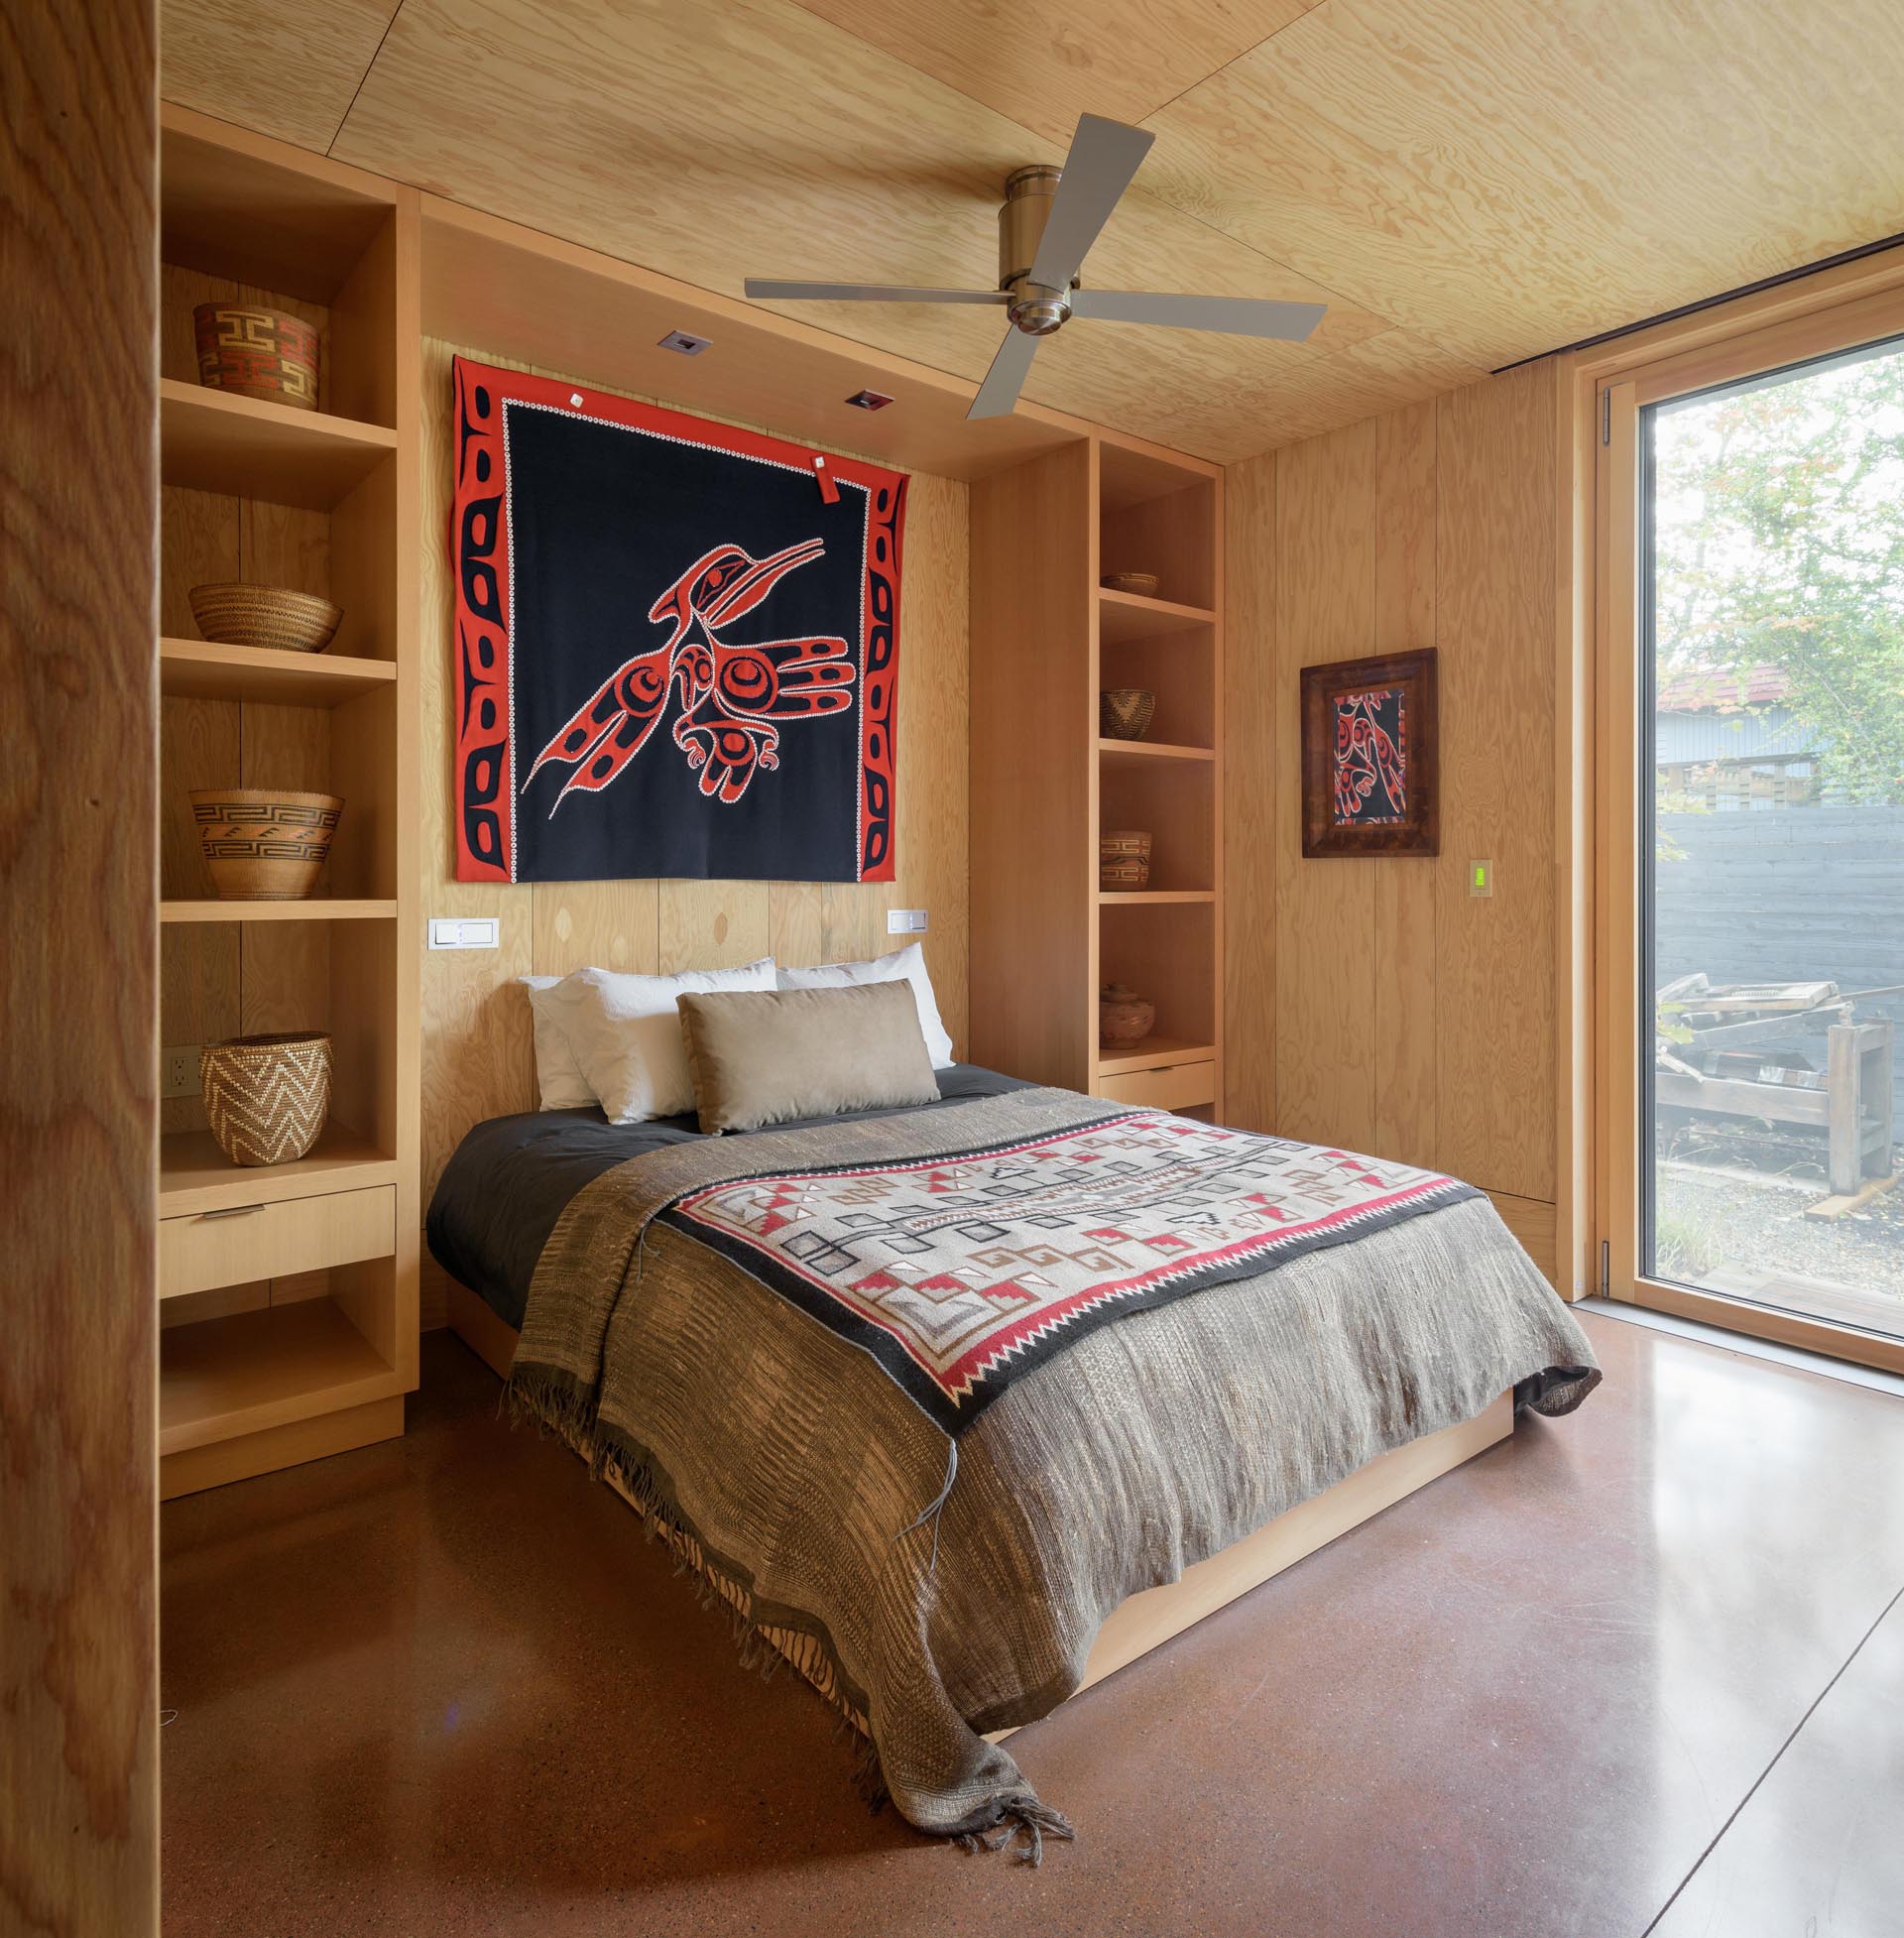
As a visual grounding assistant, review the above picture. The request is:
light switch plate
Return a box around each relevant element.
[1468,859,1494,899]
[886,908,927,934]
[429,916,501,950]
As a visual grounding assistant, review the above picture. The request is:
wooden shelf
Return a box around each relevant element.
[1099,890,1215,906]
[1099,738,1215,763]
[1097,1036,1218,1077]
[160,1297,400,1455]
[160,379,398,510]
[160,1122,398,1218]
[159,637,396,706]
[1098,587,1216,643]
[161,899,397,923]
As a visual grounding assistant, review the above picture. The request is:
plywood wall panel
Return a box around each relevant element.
[1272,421,1377,1151]
[1433,362,1556,1203]
[1223,362,1561,1267]
[417,334,971,1216]
[3,0,158,1921]
[1370,400,1439,1170]
[1222,451,1277,1132]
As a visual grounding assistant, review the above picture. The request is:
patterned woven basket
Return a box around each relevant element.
[1099,828,1152,890]
[1100,686,1156,740]
[192,303,319,411]
[190,788,343,900]
[189,582,342,655]
[201,1032,332,1167]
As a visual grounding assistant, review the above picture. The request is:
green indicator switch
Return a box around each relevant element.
[1470,859,1493,899]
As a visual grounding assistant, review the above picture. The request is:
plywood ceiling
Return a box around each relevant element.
[160,0,1904,461]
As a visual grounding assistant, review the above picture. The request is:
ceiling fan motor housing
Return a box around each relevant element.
[1000,166,1072,333]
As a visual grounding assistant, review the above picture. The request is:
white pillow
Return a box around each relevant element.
[520,976,598,1111]
[776,942,955,1069]
[542,959,777,1124]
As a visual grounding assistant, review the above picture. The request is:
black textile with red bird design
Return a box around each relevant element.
[450,356,906,885]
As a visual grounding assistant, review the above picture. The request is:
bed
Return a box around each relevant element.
[429,1064,1598,1858]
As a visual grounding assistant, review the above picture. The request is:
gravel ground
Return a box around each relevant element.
[1653,1117,1904,1308]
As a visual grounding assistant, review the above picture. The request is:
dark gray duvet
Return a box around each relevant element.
[426,1064,1031,1328]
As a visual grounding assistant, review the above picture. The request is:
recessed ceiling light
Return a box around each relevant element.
[658,330,710,355]
[846,389,894,411]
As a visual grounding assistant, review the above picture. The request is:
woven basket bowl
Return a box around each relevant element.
[192,303,320,411]
[201,1032,332,1167]
[189,788,344,901]
[1100,686,1156,741]
[1099,828,1152,891]
[1099,983,1156,1049]
[189,582,342,656]
[1100,571,1160,597]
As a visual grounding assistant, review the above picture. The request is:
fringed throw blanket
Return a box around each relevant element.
[509,1088,1599,1853]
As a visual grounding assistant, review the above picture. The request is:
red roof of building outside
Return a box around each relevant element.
[1656,665,1793,712]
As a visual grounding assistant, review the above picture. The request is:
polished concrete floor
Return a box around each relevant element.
[160,1311,1904,1937]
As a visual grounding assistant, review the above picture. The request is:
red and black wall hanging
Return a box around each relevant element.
[450,355,906,884]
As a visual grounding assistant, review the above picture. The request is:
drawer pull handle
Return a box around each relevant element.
[198,1203,267,1221]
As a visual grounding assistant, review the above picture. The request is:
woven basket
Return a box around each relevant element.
[1099,983,1156,1049]
[191,303,320,411]
[1100,571,1160,597]
[201,1032,332,1167]
[189,582,342,656]
[1100,686,1156,740]
[190,788,344,900]
[1099,828,1152,891]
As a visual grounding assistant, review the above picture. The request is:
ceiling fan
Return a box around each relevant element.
[745,113,1326,422]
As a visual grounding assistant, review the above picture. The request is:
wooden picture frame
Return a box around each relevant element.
[1299,648,1440,858]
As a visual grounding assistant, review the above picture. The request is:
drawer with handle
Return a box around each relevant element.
[160,1184,396,1299]
[1099,1059,1216,1113]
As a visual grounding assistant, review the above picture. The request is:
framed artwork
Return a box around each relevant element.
[1299,649,1439,858]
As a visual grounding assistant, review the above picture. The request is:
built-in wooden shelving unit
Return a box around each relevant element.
[161,636,399,706]
[970,432,1222,1120]
[155,105,418,1500]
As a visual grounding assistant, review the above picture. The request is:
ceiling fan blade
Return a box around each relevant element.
[968,326,1039,421]
[1029,115,1155,291]
[1070,289,1328,340]
[744,279,1008,305]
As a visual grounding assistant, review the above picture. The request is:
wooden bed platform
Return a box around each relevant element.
[443,1277,1513,1729]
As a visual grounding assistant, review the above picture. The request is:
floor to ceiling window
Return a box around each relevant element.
[1599,299,1904,1367]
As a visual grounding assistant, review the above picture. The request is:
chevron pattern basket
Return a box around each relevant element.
[200,1032,332,1167]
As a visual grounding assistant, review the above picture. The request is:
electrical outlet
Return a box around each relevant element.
[161,1046,200,1099]
[886,908,927,934]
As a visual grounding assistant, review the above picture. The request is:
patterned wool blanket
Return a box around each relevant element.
[509,1088,1599,1854]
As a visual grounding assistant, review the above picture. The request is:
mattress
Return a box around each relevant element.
[426,1062,1031,1328]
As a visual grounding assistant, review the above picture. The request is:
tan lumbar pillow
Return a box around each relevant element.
[675,980,940,1135]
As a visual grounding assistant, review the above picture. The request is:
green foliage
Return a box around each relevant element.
[1653,345,1904,804]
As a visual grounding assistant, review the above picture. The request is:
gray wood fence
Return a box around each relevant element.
[1655,804,1904,1120]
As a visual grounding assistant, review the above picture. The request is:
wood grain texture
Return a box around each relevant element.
[416,335,971,1210]
[315,0,1381,461]
[1144,0,1904,374]
[1434,362,1556,1202]
[166,0,1904,459]
[785,0,1319,144]
[1225,365,1559,1224]
[1272,419,1377,1151]
[1370,400,1438,1168]
[157,0,400,150]
[968,442,1095,1090]
[0,0,159,1927]
[1222,451,1276,1130]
